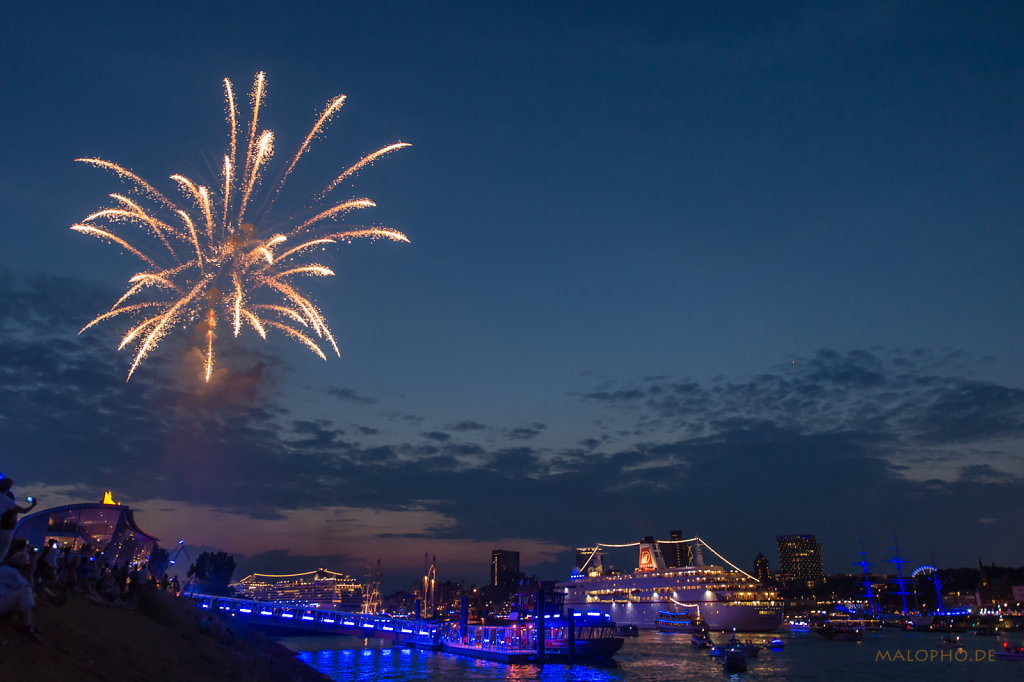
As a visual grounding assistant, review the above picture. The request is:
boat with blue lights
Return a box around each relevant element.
[560,536,784,632]
[655,610,708,634]
[190,591,624,663]
[439,588,624,662]
[710,633,761,658]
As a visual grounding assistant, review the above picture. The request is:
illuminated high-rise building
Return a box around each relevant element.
[491,549,520,589]
[754,552,771,585]
[660,530,688,568]
[575,546,605,577]
[776,534,825,589]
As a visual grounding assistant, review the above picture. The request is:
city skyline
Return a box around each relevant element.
[2,2,1023,591]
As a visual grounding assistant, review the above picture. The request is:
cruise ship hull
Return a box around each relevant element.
[564,599,782,632]
[703,602,785,632]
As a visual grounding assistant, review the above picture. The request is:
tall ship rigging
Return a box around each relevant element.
[558,536,784,632]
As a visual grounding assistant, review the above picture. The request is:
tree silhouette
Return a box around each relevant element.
[148,545,171,579]
[188,551,236,595]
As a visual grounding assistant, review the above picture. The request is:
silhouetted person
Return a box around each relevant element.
[0,545,40,640]
[0,479,37,560]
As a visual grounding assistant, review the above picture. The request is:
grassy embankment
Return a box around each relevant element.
[0,589,329,682]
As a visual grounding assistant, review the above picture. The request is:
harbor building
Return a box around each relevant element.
[14,492,158,568]
[777,534,825,589]
[754,552,771,585]
[660,530,691,568]
[491,549,521,590]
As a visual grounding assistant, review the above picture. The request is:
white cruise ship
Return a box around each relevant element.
[558,537,784,632]
[232,568,364,611]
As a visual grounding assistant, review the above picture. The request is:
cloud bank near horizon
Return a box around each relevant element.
[2,269,1022,582]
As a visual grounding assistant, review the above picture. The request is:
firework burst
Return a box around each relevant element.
[74,72,411,381]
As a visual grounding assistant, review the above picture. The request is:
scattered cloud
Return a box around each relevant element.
[447,420,487,432]
[326,386,377,405]
[3,270,1023,581]
[583,348,1024,455]
[505,422,547,440]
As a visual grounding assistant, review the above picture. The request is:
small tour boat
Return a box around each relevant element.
[691,633,712,648]
[815,620,864,642]
[995,643,1024,661]
[710,633,760,658]
[722,649,747,672]
[655,610,707,634]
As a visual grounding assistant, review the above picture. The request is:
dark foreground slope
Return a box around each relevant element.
[0,589,328,682]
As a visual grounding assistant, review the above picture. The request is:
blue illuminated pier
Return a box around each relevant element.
[190,594,620,663]
[193,593,408,638]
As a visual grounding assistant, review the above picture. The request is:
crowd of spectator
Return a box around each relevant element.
[0,475,182,643]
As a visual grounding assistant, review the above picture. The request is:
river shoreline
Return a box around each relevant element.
[1,589,327,682]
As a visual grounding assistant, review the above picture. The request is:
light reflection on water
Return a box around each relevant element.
[283,629,1024,681]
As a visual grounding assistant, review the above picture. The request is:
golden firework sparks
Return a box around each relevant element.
[74,72,410,382]
[318,142,412,199]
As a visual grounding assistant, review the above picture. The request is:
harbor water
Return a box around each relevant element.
[282,628,1023,681]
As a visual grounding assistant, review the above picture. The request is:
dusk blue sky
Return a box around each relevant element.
[2,2,1023,590]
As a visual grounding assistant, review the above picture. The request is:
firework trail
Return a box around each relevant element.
[74,72,410,381]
